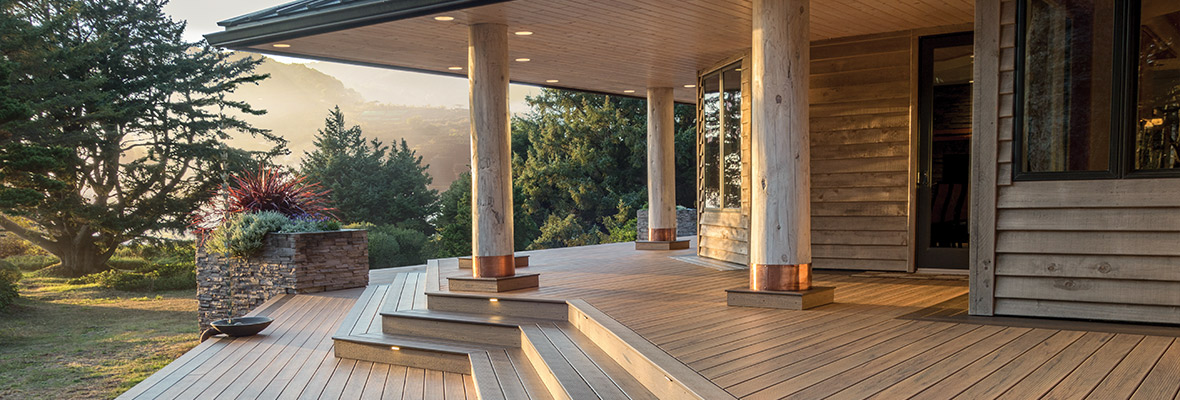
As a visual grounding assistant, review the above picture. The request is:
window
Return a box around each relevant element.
[1016,0,1180,179]
[699,62,742,208]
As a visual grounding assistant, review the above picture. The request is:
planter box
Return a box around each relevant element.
[636,209,697,241]
[196,229,368,329]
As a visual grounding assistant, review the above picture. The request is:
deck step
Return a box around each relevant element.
[426,291,569,320]
[520,322,658,400]
[382,309,568,347]
[333,332,486,374]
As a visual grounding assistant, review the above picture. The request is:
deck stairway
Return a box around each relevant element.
[332,271,734,400]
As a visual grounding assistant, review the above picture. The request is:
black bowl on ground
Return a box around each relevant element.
[210,316,274,337]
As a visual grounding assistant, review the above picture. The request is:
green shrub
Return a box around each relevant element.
[208,211,342,258]
[68,263,195,292]
[0,260,21,283]
[206,211,289,258]
[0,279,17,309]
[106,256,151,271]
[602,201,637,243]
[0,233,47,258]
[528,214,606,250]
[347,223,427,269]
[115,239,196,265]
[5,255,59,272]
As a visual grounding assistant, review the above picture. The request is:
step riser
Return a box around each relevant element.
[427,294,568,320]
[333,339,472,374]
[382,315,522,347]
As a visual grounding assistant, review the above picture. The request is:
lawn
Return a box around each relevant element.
[0,272,197,399]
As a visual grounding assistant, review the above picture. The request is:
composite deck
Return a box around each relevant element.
[118,268,476,400]
[436,241,1180,399]
[125,241,1180,399]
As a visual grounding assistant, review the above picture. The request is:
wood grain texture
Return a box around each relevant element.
[647,87,677,232]
[749,0,812,267]
[469,23,515,263]
[969,0,1001,316]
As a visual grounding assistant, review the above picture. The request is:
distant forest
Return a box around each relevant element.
[226,53,472,191]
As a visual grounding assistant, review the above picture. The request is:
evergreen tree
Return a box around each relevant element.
[300,106,438,232]
[0,0,282,276]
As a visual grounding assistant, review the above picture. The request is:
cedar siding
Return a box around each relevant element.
[698,30,919,272]
[984,0,1180,324]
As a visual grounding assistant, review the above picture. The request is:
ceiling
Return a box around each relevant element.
[216,0,975,103]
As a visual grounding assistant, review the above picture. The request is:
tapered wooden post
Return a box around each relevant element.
[469,23,514,278]
[749,0,811,291]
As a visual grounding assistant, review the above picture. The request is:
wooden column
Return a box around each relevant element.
[469,23,514,278]
[646,87,677,242]
[749,0,811,291]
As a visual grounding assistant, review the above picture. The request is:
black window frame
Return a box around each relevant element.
[1013,0,1180,181]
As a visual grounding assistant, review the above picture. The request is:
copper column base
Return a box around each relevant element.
[751,263,812,291]
[473,254,515,278]
[649,228,676,242]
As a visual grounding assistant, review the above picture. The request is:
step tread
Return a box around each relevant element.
[333,332,503,354]
[520,324,599,399]
[537,322,633,399]
[556,322,660,400]
[383,309,561,327]
[489,348,554,400]
[334,285,388,337]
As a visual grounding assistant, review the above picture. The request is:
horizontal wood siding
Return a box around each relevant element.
[994,179,1180,323]
[989,0,1180,323]
[808,32,913,271]
[697,31,916,271]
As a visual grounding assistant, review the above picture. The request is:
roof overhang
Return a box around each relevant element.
[207,0,974,104]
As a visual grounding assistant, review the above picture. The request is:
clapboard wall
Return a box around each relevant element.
[697,30,919,271]
[980,0,1180,324]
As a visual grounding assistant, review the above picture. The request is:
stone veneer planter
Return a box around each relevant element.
[636,208,697,241]
[196,229,368,329]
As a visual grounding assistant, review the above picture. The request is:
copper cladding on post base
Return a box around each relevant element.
[649,228,676,242]
[751,263,812,291]
[473,255,515,278]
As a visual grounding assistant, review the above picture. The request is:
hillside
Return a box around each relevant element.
[224,53,473,190]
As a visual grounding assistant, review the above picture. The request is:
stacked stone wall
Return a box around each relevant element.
[196,229,368,329]
[636,209,697,241]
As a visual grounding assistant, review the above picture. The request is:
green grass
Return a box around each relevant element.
[0,272,197,399]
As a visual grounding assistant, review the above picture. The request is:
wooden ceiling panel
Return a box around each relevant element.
[246,0,972,103]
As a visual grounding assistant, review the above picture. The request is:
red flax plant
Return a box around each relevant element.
[189,166,336,241]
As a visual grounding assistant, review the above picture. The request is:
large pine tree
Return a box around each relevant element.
[0,0,282,276]
[300,106,438,232]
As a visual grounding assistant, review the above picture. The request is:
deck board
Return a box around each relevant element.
[128,240,1176,399]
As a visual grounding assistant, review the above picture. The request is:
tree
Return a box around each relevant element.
[511,89,696,235]
[0,0,282,276]
[300,106,438,232]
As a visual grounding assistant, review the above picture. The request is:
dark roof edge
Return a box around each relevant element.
[205,0,511,48]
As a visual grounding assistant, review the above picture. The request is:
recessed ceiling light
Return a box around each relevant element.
[515,31,533,36]
[272,44,291,48]
[546,79,559,83]
[623,90,635,93]
[434,16,454,21]
[515,58,530,62]
[448,66,463,70]
[684,84,697,88]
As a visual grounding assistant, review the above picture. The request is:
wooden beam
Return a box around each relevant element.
[748,0,812,291]
[469,23,515,278]
[969,0,1000,316]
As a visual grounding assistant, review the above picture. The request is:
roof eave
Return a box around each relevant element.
[205,0,511,48]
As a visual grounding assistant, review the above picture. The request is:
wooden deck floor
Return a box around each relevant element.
[119,267,476,400]
[438,241,1180,399]
[126,240,1180,399]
